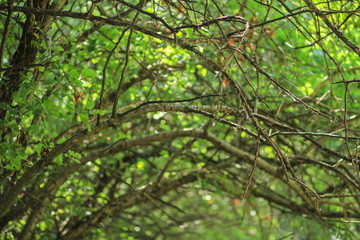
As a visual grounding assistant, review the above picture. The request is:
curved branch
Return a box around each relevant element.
[303,0,360,57]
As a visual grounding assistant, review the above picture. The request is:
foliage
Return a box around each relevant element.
[0,0,360,239]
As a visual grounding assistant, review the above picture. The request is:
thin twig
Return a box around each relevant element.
[241,135,260,199]
[97,30,127,124]
[343,83,353,165]
[0,0,13,72]
[155,139,195,186]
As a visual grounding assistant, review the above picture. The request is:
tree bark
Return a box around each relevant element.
[0,0,67,120]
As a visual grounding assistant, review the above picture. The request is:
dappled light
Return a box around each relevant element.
[1,0,360,239]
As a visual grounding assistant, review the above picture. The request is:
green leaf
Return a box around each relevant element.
[3,164,15,170]
[54,154,63,166]
[10,158,21,170]
[83,68,97,79]
[94,109,108,116]
[55,45,64,52]
[79,113,91,132]
[39,221,47,231]
[69,69,80,80]
[37,143,44,156]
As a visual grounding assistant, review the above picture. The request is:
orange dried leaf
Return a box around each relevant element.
[264,26,271,31]
[165,28,172,36]
[178,3,185,13]
[73,92,83,102]
[249,42,255,51]
[222,79,230,86]
[230,38,235,46]
[230,198,240,207]
[249,29,254,38]
[250,16,256,24]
